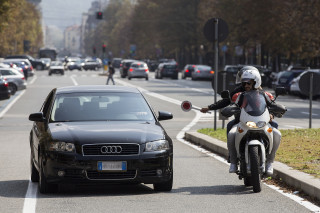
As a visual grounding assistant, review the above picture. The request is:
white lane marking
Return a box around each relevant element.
[116,79,320,212]
[301,112,318,116]
[70,75,78,85]
[0,90,25,119]
[23,76,80,213]
[23,180,37,213]
[284,125,303,129]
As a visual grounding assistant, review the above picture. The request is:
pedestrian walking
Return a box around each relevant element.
[106,61,115,85]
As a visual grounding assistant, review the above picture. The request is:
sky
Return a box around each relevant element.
[40,0,94,29]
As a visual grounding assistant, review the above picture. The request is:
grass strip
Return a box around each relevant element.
[197,128,320,178]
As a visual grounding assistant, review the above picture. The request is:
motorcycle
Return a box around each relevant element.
[221,88,286,193]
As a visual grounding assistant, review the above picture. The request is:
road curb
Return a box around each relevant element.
[185,131,320,200]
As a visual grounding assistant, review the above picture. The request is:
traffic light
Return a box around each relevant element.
[96,11,103,20]
[102,44,106,53]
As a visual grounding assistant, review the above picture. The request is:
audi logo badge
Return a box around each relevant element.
[100,146,122,154]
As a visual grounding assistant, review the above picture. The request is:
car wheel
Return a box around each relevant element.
[153,174,173,192]
[146,77,148,81]
[49,72,52,76]
[8,83,17,95]
[61,72,64,75]
[38,155,55,193]
[128,77,131,80]
[30,154,39,182]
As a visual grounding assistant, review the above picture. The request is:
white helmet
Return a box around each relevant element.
[235,66,257,84]
[241,66,261,89]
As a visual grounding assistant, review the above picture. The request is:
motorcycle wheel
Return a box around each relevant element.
[249,145,261,193]
[244,177,252,186]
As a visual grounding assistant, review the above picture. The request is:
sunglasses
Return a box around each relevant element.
[242,82,253,86]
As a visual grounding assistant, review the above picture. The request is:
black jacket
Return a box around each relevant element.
[208,85,244,110]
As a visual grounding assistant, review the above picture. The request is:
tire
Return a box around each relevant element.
[249,146,261,193]
[30,154,39,182]
[146,77,148,81]
[38,155,55,193]
[153,174,173,192]
[243,177,252,186]
[8,83,17,95]
[128,77,131,80]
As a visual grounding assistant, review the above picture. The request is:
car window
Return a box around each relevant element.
[51,92,155,122]
[226,67,238,73]
[1,70,15,75]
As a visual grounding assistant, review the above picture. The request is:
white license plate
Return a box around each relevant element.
[97,161,127,171]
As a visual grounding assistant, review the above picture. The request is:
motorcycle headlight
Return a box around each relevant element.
[246,121,266,128]
[257,121,266,128]
[145,140,169,152]
[49,141,75,152]
[246,121,257,128]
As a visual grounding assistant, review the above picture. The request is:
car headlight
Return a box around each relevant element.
[246,121,266,128]
[145,140,169,152]
[49,141,75,152]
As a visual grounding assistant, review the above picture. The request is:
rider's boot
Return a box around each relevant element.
[229,163,237,173]
[266,162,273,176]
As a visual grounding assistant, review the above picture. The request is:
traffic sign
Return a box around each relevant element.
[203,18,229,42]
[299,72,320,96]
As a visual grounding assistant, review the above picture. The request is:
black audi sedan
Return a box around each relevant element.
[29,85,173,193]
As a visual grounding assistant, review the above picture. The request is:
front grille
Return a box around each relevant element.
[86,170,136,180]
[82,143,139,156]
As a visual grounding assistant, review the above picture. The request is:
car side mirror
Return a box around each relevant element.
[158,111,173,121]
[29,112,45,122]
[220,90,230,99]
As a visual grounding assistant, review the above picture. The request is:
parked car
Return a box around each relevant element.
[155,62,179,79]
[273,69,307,92]
[290,69,320,98]
[82,58,102,71]
[5,55,46,70]
[191,65,214,81]
[127,61,149,80]
[181,64,195,79]
[49,61,64,75]
[112,58,122,68]
[119,59,136,78]
[29,85,173,193]
[0,68,27,95]
[3,59,34,77]
[0,75,11,100]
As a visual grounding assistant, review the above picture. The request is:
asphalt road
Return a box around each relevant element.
[0,69,319,213]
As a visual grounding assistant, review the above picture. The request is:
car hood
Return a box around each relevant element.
[48,121,167,145]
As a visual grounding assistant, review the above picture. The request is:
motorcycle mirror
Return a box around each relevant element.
[275,87,286,97]
[220,90,230,99]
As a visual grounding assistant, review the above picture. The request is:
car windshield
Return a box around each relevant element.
[226,67,238,73]
[50,92,155,122]
[241,91,267,116]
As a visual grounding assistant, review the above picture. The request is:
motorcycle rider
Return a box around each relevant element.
[227,68,281,175]
[200,66,278,135]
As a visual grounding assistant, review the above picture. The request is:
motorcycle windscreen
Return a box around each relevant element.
[241,91,267,116]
